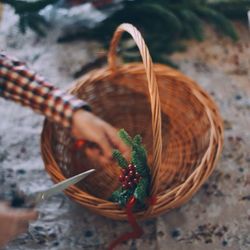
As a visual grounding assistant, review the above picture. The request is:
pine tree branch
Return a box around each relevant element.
[2,0,59,13]
[134,178,148,203]
[133,135,142,146]
[113,149,128,169]
[134,3,183,36]
[178,9,204,41]
[207,0,250,19]
[196,5,238,41]
[119,129,133,147]
[3,0,247,66]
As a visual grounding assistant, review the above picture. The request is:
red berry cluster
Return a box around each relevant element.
[119,164,141,190]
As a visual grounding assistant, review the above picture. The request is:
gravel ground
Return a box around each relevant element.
[0,6,249,250]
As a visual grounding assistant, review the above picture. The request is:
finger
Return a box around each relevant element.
[10,210,38,221]
[122,149,131,162]
[5,219,29,242]
[85,148,110,166]
[95,135,113,160]
[0,201,11,209]
[104,126,131,159]
[85,148,100,161]
[104,125,125,150]
[98,155,110,166]
[103,125,120,147]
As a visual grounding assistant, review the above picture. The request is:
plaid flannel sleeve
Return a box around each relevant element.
[0,53,90,128]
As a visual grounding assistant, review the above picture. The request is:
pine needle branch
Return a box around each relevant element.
[119,129,133,147]
[2,0,59,13]
[113,149,128,169]
[196,5,238,41]
[3,0,247,64]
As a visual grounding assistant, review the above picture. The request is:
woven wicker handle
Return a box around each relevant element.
[108,23,162,197]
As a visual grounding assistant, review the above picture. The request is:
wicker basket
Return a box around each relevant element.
[41,23,223,221]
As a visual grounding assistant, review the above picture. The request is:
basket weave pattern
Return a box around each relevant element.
[41,23,223,220]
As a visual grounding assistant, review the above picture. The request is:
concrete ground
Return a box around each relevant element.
[0,5,249,250]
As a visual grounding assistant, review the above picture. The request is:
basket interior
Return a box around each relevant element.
[50,69,211,199]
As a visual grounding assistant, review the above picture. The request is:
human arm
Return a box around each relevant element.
[0,53,129,162]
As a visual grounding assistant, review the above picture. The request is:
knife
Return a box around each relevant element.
[11,169,95,208]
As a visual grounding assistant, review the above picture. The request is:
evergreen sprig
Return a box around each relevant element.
[110,129,151,208]
[134,178,149,203]
[118,129,133,147]
[111,187,134,207]
[113,149,128,169]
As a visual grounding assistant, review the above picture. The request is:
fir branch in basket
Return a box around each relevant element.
[110,129,151,208]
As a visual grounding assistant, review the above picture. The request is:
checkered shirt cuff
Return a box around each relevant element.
[0,53,90,128]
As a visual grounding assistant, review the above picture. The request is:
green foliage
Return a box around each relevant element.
[3,0,249,66]
[131,150,145,176]
[110,188,134,207]
[179,9,204,41]
[119,189,134,207]
[196,6,238,41]
[68,0,244,67]
[19,13,49,36]
[207,0,250,19]
[118,129,133,147]
[136,3,183,36]
[2,0,59,13]
[133,135,142,145]
[110,129,151,208]
[134,178,149,203]
[112,149,128,169]
[131,143,148,177]
[110,187,122,202]
[2,0,57,36]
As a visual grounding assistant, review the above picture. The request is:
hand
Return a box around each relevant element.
[71,110,130,165]
[0,202,38,247]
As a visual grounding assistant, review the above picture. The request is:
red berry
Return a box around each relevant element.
[122,180,129,188]
[123,179,128,185]
[128,164,135,171]
[128,182,133,188]
[133,178,139,184]
[135,172,140,178]
[119,174,124,182]
[124,175,129,181]
[122,169,127,175]
[129,170,134,177]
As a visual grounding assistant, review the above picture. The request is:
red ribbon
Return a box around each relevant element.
[108,195,157,249]
[108,196,143,250]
